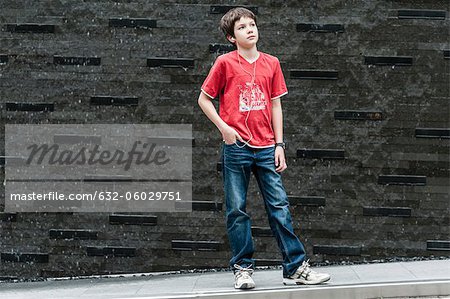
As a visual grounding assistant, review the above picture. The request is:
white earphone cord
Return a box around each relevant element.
[235,51,257,148]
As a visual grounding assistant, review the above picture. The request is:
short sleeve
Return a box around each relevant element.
[201,57,226,99]
[271,59,288,99]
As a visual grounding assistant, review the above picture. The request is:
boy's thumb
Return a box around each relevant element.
[236,134,244,142]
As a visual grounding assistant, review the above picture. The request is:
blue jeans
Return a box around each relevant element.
[221,140,306,278]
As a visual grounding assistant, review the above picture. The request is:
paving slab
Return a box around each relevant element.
[0,259,449,299]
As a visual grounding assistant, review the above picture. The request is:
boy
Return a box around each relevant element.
[197,7,331,289]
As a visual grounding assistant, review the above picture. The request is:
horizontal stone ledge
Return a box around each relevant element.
[0,276,18,281]
[0,155,28,166]
[288,196,326,207]
[378,175,426,186]
[334,110,383,121]
[313,245,361,256]
[86,246,136,257]
[109,18,157,29]
[296,23,344,33]
[5,23,56,33]
[252,226,273,237]
[53,55,101,66]
[210,5,258,15]
[364,56,413,66]
[53,134,102,144]
[444,50,450,59]
[5,102,54,111]
[171,240,221,251]
[175,200,222,211]
[290,69,338,80]
[90,96,139,106]
[49,229,98,240]
[0,54,8,64]
[397,9,446,20]
[415,128,450,139]
[209,43,235,53]
[427,240,450,251]
[147,57,194,68]
[254,259,282,266]
[109,214,157,225]
[363,207,412,217]
[1,252,49,263]
[0,212,17,222]
[146,136,195,147]
[297,149,345,160]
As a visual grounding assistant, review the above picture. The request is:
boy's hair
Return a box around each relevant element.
[219,7,257,39]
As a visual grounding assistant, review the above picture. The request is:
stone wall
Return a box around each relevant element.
[0,0,449,279]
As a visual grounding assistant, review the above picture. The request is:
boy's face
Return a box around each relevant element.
[228,16,258,49]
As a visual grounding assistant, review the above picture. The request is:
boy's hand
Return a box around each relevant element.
[221,125,243,145]
[275,147,287,172]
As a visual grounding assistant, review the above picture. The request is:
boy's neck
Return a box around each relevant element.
[237,46,259,63]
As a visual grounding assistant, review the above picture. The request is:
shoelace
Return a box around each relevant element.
[234,264,254,279]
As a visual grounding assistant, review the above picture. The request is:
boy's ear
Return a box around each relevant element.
[226,34,236,44]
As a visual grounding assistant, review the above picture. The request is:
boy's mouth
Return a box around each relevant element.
[247,35,256,39]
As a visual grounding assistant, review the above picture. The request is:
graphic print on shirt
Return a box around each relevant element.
[238,82,267,112]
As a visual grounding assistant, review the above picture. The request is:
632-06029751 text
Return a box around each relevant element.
[9,191,183,201]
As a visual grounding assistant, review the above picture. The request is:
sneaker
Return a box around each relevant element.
[233,264,256,289]
[283,260,330,285]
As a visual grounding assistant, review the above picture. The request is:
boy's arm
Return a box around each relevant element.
[197,92,243,144]
[272,97,287,172]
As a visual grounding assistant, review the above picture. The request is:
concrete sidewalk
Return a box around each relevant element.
[0,259,449,299]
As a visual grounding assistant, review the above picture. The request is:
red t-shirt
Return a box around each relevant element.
[201,50,288,148]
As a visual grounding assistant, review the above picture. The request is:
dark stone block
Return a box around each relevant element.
[289,196,326,207]
[49,229,98,240]
[109,18,157,29]
[364,56,413,66]
[415,128,450,139]
[109,214,157,225]
[0,212,17,222]
[6,23,55,33]
[296,23,344,33]
[313,245,361,256]
[6,102,54,112]
[209,44,235,53]
[171,240,221,251]
[53,56,101,66]
[297,149,345,160]
[210,5,258,15]
[147,57,194,68]
[378,175,426,186]
[1,252,49,263]
[0,156,26,166]
[398,9,446,20]
[444,50,450,59]
[53,134,102,144]
[290,69,338,80]
[90,96,139,106]
[86,246,136,257]
[363,207,412,217]
[0,55,8,64]
[334,110,383,121]
[83,175,133,182]
[254,259,282,266]
[175,200,222,211]
[252,226,273,237]
[427,240,450,251]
